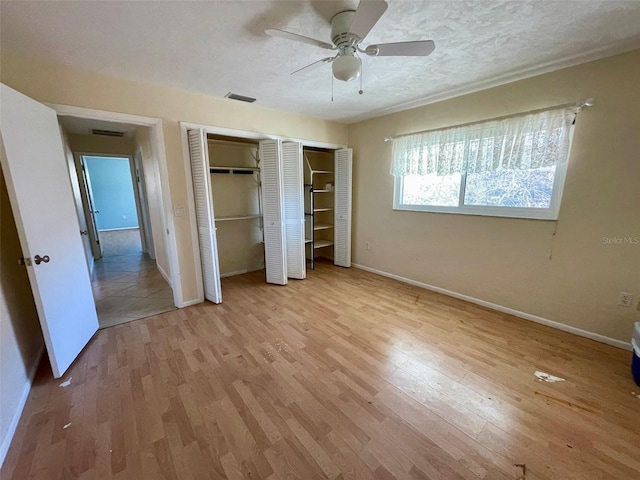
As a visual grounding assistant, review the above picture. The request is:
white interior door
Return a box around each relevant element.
[188,129,222,303]
[259,140,287,285]
[77,155,103,260]
[334,148,353,267]
[0,83,99,378]
[282,141,306,279]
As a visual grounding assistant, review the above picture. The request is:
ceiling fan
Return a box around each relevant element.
[265,0,435,84]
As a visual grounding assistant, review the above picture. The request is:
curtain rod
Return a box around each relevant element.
[383,98,595,142]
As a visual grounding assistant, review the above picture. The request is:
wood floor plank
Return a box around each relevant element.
[2,261,639,479]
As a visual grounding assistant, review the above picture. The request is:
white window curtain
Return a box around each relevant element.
[390,107,577,177]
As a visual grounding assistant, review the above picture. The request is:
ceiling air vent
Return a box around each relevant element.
[225,92,256,103]
[91,129,125,137]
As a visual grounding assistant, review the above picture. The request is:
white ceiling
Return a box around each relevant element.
[2,1,640,123]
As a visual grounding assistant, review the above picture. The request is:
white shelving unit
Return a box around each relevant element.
[304,152,335,269]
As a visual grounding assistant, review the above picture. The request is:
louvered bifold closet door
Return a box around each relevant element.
[188,129,222,303]
[282,141,306,279]
[259,140,287,285]
[334,148,353,267]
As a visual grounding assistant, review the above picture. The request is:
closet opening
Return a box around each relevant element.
[207,134,265,281]
[303,146,336,269]
[183,121,351,305]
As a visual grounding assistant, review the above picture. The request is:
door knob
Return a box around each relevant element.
[34,255,50,265]
[80,230,88,235]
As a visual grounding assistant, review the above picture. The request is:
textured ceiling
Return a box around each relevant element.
[2,1,640,123]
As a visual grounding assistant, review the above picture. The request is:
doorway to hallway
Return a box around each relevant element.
[91,233,174,329]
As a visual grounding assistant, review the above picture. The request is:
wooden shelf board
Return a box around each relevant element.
[217,214,261,222]
[314,240,334,249]
[312,190,331,193]
[314,224,333,230]
[311,170,333,174]
[314,208,333,212]
[305,239,313,244]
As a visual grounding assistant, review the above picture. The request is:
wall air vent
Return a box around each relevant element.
[224,92,256,103]
[91,129,125,137]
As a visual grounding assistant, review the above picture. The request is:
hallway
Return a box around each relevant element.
[91,229,175,328]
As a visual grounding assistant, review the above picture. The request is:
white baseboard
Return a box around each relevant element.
[178,297,203,308]
[352,263,632,351]
[157,264,171,287]
[0,346,45,468]
[220,269,248,279]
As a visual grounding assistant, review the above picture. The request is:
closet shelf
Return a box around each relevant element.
[310,170,332,174]
[210,166,259,174]
[305,238,313,244]
[314,240,334,249]
[313,208,333,212]
[216,214,261,222]
[314,224,333,231]
[312,189,331,193]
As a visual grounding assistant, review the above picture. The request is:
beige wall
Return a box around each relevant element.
[0,165,43,462]
[134,127,170,280]
[60,129,94,271]
[0,52,348,304]
[67,133,135,155]
[348,49,640,343]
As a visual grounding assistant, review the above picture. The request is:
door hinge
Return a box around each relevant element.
[18,256,32,266]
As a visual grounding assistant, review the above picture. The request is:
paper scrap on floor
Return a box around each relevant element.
[534,371,565,383]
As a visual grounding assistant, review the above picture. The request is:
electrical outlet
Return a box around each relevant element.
[174,206,186,217]
[618,292,634,307]
[365,241,370,251]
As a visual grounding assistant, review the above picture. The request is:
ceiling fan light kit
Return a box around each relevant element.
[332,49,361,82]
[265,0,435,91]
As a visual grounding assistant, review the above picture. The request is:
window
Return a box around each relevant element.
[392,107,576,220]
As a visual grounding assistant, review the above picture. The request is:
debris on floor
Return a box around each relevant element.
[534,371,565,383]
[514,463,526,479]
[58,377,72,388]
[63,423,71,429]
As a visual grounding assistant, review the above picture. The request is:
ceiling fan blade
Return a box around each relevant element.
[365,40,435,57]
[265,29,336,50]
[349,0,388,41]
[291,56,336,76]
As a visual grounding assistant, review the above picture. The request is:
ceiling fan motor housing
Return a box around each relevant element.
[331,10,360,47]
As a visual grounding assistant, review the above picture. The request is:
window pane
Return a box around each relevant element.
[464,166,556,208]
[402,173,461,207]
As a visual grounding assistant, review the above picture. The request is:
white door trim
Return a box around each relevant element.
[179,120,347,303]
[48,103,184,307]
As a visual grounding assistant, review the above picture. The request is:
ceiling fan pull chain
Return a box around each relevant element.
[359,56,364,95]
[331,72,334,102]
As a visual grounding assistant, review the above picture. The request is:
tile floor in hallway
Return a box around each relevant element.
[91,229,175,329]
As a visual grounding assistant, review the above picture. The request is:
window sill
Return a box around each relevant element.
[393,204,559,221]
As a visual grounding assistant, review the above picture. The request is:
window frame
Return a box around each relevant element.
[392,126,574,221]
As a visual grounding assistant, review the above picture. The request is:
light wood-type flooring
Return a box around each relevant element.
[2,262,639,479]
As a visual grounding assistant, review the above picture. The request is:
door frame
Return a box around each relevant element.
[50,104,184,307]
[134,150,156,259]
[179,121,346,303]
[76,153,145,257]
[74,153,103,260]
